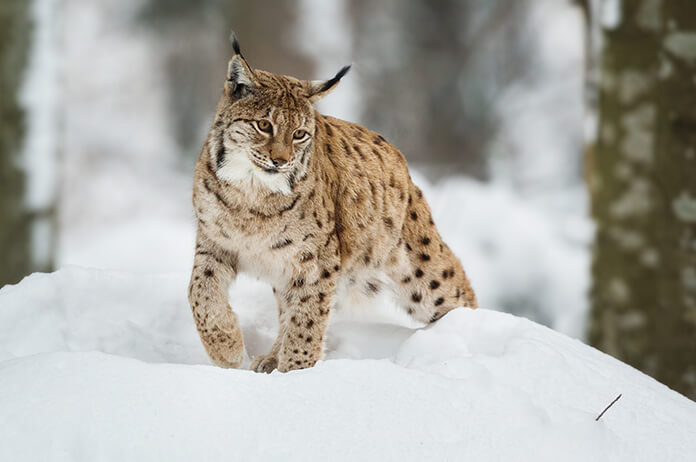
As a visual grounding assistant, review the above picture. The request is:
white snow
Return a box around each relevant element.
[1,267,694,461]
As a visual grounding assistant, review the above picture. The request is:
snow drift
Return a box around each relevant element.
[0,267,694,461]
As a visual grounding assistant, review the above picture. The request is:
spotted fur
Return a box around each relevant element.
[189,37,477,373]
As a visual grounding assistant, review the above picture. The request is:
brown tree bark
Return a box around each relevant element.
[589,0,696,399]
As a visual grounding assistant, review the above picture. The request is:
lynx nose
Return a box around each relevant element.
[270,157,288,167]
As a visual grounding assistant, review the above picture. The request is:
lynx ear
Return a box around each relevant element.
[225,32,256,100]
[306,65,351,103]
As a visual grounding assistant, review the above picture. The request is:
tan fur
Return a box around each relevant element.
[189,43,476,373]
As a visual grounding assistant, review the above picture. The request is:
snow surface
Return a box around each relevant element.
[1,268,694,461]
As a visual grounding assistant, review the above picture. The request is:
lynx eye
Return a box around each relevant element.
[256,120,272,134]
[293,129,309,141]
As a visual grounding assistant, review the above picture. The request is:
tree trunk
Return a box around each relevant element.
[589,0,696,399]
[0,1,33,287]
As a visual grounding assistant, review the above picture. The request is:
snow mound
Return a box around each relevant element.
[1,268,694,461]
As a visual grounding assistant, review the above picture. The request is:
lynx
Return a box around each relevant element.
[189,35,477,373]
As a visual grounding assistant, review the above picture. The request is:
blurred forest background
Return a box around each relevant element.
[1,0,694,398]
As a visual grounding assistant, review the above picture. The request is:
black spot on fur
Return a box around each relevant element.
[420,253,431,262]
[271,238,293,249]
[402,276,412,284]
[216,137,226,169]
[322,269,331,279]
[286,172,296,190]
[415,268,424,278]
[421,237,431,246]
[300,252,314,262]
[383,217,394,228]
[353,144,366,161]
[372,147,383,162]
[434,297,444,306]
[293,278,305,288]
[430,280,440,290]
[279,195,301,215]
[366,281,380,294]
[318,292,326,302]
[410,211,418,221]
[204,269,213,278]
[306,320,314,328]
[411,293,422,303]
[306,336,313,343]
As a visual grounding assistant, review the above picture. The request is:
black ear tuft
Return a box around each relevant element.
[319,65,351,93]
[230,30,241,56]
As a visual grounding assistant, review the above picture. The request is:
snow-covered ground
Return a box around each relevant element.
[1,267,694,461]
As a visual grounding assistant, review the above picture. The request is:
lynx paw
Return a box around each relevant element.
[201,312,244,368]
[250,353,278,373]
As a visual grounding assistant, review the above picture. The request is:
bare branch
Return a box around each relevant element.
[595,394,622,421]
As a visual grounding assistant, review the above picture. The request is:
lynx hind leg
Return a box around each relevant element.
[390,184,477,324]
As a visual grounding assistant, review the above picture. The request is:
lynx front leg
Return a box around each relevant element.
[276,264,337,372]
[189,232,243,368]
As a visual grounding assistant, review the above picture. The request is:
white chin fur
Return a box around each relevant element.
[214,147,292,195]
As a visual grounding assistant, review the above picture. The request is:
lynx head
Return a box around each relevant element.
[208,33,350,194]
